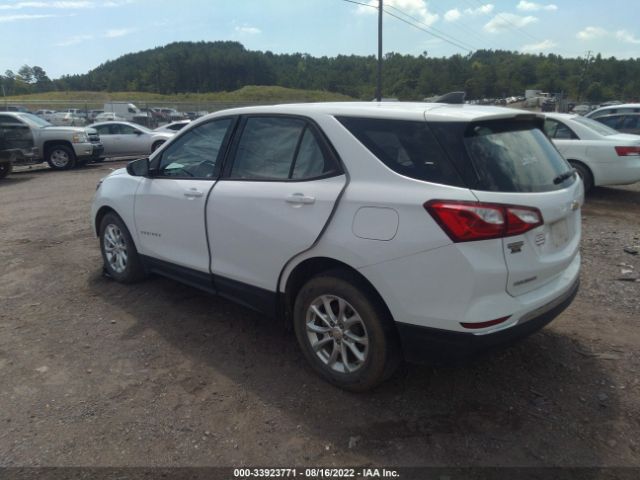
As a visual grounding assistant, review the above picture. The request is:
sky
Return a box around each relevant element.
[1,0,639,79]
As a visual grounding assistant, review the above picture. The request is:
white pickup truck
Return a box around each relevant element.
[0,112,104,174]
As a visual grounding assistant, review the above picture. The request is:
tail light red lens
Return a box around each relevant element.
[424,200,543,242]
[615,146,640,156]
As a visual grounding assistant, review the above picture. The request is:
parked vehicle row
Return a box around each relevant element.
[0,112,103,171]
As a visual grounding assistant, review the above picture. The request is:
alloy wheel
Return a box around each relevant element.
[305,295,369,374]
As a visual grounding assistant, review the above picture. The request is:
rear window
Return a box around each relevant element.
[461,121,573,192]
[337,117,464,187]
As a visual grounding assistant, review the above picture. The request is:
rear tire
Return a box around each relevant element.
[46,144,76,170]
[570,161,593,193]
[99,213,146,283]
[293,270,401,392]
[0,162,12,179]
[151,141,164,152]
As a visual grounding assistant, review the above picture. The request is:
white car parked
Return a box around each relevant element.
[50,111,85,126]
[88,121,173,157]
[92,103,582,390]
[544,113,640,192]
[94,112,125,122]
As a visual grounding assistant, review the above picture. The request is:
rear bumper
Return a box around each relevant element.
[396,277,579,365]
[591,157,640,186]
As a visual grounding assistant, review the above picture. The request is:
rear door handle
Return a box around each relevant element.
[286,193,315,205]
[184,188,204,198]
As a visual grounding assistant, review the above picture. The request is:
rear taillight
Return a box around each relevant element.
[424,200,543,242]
[615,146,640,156]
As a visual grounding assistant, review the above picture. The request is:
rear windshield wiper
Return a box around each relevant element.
[553,169,576,185]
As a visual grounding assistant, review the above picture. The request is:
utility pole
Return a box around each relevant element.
[576,50,592,103]
[375,0,383,102]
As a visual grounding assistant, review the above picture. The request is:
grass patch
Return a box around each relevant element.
[3,85,353,108]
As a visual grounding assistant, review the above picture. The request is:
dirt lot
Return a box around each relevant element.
[0,161,639,468]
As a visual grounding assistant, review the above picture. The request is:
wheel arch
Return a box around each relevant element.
[43,140,74,155]
[94,206,124,238]
[567,158,595,186]
[280,256,396,330]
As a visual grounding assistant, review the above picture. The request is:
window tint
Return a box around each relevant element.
[464,122,572,193]
[119,124,139,135]
[597,115,623,130]
[622,115,639,130]
[0,115,24,125]
[231,117,304,180]
[337,117,463,186]
[228,117,337,181]
[291,128,331,179]
[544,119,576,140]
[157,118,232,179]
[94,125,112,135]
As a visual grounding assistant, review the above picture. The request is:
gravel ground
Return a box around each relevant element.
[0,161,639,467]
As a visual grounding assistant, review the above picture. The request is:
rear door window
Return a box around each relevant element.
[228,116,339,181]
[337,117,464,186]
[544,119,578,139]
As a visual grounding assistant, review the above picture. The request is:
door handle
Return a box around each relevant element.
[286,193,315,205]
[184,188,204,198]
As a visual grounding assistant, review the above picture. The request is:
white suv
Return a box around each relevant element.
[91,102,583,391]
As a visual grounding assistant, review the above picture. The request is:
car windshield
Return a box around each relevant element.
[18,113,52,128]
[572,116,619,136]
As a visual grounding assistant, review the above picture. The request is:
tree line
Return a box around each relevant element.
[2,41,639,102]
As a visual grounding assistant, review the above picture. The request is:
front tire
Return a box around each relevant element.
[99,213,146,283]
[293,270,401,392]
[46,144,76,170]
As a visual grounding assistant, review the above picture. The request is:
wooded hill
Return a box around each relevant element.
[3,41,640,102]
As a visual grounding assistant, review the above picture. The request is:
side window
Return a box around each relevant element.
[622,115,639,130]
[156,118,232,179]
[230,117,305,180]
[94,125,111,136]
[337,116,463,186]
[119,124,139,135]
[291,128,331,179]
[553,121,577,140]
[0,115,25,126]
[543,119,557,138]
[598,115,622,129]
[544,119,576,139]
[229,117,338,181]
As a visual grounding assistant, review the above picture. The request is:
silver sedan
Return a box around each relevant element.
[88,121,173,157]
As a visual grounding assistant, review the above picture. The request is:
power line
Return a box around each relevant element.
[382,9,472,52]
[468,0,541,43]
[424,3,494,50]
[341,0,472,52]
[384,4,476,51]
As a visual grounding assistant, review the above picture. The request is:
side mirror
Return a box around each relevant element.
[126,157,150,177]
